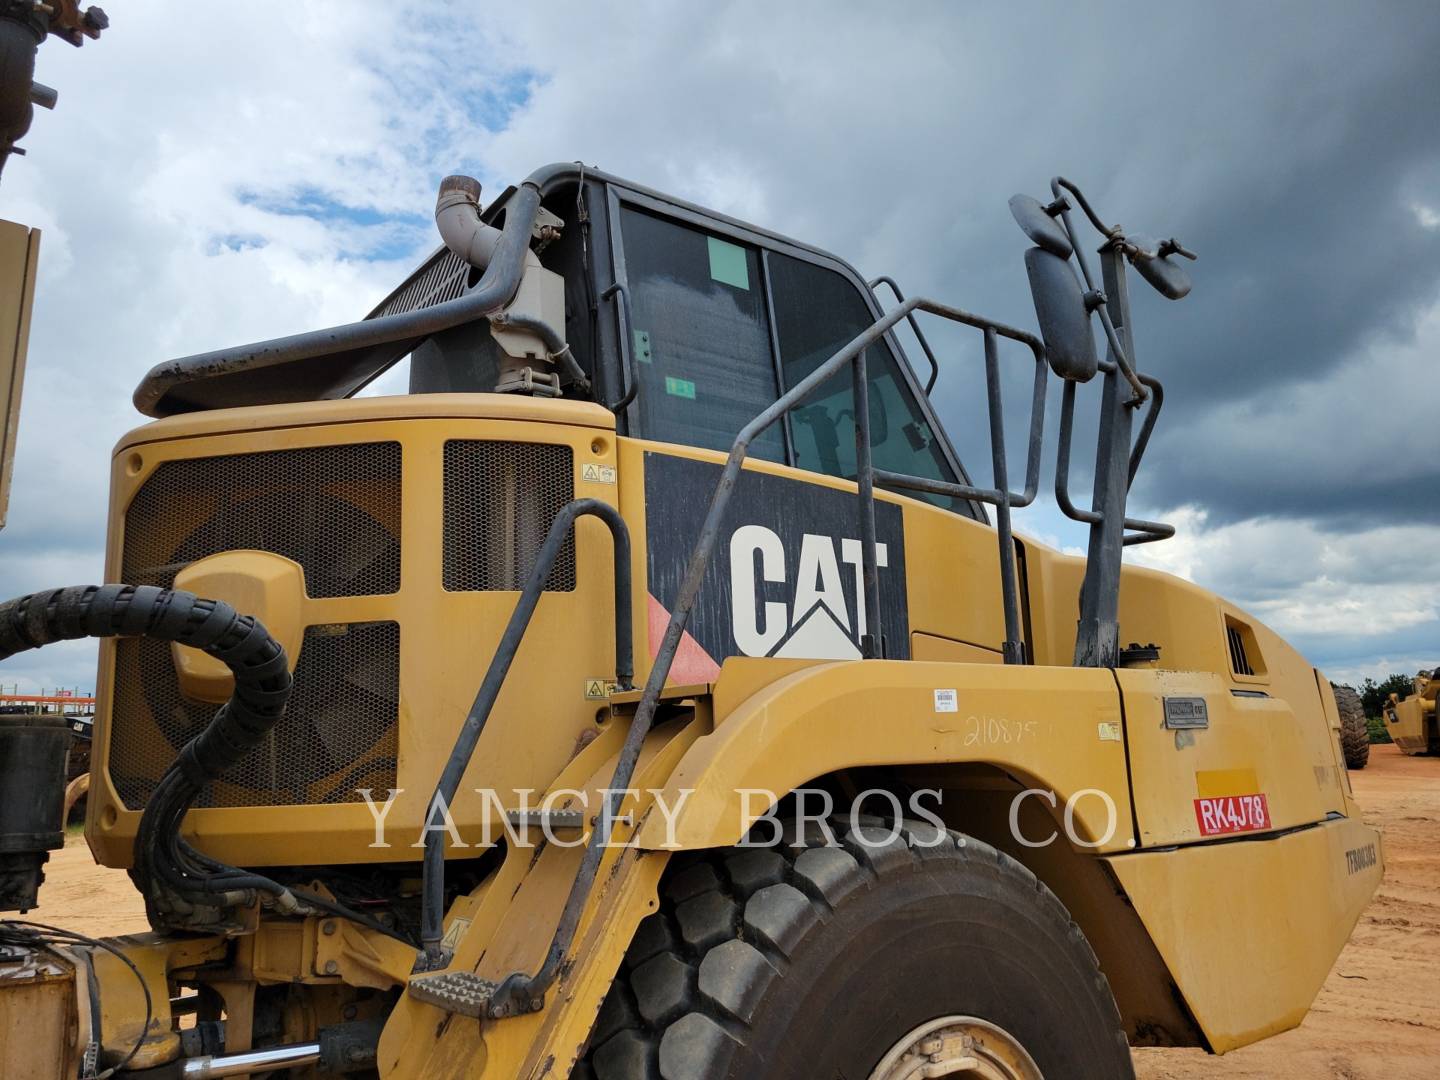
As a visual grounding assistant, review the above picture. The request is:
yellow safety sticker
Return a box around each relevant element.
[585,679,616,700]
[1097,721,1122,742]
[582,462,616,484]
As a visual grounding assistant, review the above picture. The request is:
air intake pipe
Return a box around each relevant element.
[433,172,588,395]
[434,174,503,272]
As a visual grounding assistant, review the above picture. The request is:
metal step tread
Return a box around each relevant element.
[408,970,498,1018]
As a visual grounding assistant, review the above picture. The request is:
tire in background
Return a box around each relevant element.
[579,818,1133,1080]
[1332,682,1370,770]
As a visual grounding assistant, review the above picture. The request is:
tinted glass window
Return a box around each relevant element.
[768,253,966,512]
[619,207,784,461]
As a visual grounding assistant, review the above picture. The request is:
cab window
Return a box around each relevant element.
[767,252,967,512]
[618,206,785,462]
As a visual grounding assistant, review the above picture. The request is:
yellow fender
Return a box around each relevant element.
[636,657,1136,854]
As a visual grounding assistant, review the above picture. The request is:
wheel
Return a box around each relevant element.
[1332,683,1370,770]
[581,818,1132,1080]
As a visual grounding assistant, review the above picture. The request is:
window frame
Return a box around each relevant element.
[600,178,982,521]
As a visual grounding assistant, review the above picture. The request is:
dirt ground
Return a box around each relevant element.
[27,744,1440,1077]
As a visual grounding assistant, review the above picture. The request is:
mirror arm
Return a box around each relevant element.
[1051,176,1116,237]
[1093,300,1147,406]
[1049,183,1147,406]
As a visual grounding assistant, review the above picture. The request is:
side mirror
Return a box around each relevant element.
[1126,233,1192,300]
[1023,247,1098,382]
[1009,195,1072,258]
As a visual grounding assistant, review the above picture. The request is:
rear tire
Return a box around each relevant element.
[1333,683,1370,769]
[581,818,1132,1080]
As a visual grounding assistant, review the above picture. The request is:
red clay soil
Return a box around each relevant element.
[27,744,1440,1077]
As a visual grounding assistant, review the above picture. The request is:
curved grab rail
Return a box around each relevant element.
[868,275,941,395]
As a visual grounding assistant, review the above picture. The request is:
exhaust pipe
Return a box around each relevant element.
[179,1041,321,1078]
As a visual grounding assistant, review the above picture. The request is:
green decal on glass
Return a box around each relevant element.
[707,236,749,290]
[665,376,696,400]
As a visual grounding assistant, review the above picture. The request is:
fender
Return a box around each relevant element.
[636,657,1137,853]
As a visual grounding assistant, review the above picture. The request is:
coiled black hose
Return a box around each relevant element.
[0,585,290,895]
[0,585,408,943]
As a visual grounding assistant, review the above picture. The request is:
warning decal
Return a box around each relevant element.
[1193,794,1270,837]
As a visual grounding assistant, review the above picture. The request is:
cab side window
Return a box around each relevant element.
[767,253,967,512]
[619,206,785,462]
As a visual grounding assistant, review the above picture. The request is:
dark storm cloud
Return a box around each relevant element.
[840,3,1440,532]
[875,2,1440,531]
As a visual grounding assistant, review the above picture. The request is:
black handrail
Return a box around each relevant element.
[601,281,639,414]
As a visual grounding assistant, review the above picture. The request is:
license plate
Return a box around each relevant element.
[1193,793,1270,836]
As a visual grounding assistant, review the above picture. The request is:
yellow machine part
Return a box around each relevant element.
[1386,677,1437,755]
[0,219,39,531]
[70,396,1381,1075]
[1108,814,1381,1052]
[87,396,628,869]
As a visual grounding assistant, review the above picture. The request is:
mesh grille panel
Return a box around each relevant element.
[112,442,403,809]
[121,443,402,599]
[368,249,469,320]
[444,441,575,592]
[111,622,400,809]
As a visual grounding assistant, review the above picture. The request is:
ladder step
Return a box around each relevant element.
[506,808,586,831]
[408,971,498,1018]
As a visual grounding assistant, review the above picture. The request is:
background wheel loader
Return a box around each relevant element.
[0,149,1382,1078]
[1382,669,1439,756]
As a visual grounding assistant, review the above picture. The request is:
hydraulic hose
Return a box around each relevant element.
[0,584,291,778]
[0,585,293,905]
[0,585,413,943]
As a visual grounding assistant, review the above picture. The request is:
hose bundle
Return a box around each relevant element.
[0,585,406,941]
[0,585,290,905]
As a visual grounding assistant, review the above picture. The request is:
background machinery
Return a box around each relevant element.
[1383,669,1439,756]
[0,158,1381,1079]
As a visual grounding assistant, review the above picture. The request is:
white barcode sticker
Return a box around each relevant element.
[934,689,958,713]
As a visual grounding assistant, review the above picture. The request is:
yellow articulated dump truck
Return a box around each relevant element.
[0,163,1380,1080]
[1383,670,1438,756]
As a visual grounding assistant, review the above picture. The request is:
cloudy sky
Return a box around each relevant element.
[1,0,1437,693]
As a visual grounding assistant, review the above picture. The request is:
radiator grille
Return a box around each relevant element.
[121,443,402,599]
[111,442,403,809]
[443,441,575,591]
[111,622,399,809]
